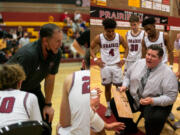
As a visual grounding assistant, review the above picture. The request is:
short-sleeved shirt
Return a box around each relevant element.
[76,29,90,48]
[7,40,62,91]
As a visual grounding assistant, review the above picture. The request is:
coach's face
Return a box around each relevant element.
[146,49,162,69]
[104,28,115,39]
[144,24,156,37]
[46,30,63,54]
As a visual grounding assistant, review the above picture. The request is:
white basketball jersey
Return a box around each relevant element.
[126,30,145,61]
[68,70,90,135]
[0,90,42,128]
[100,33,120,65]
[144,31,167,63]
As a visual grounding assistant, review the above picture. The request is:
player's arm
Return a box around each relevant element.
[90,35,105,68]
[119,35,128,67]
[120,35,128,59]
[73,39,85,56]
[90,108,125,134]
[60,73,73,127]
[164,32,174,66]
[90,35,101,59]
[141,39,147,58]
[43,74,55,122]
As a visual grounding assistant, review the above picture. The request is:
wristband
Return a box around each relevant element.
[122,58,126,61]
[94,57,98,62]
[45,102,52,107]
[169,65,173,70]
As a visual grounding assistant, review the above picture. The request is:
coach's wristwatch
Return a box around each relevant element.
[93,57,98,62]
[45,102,52,107]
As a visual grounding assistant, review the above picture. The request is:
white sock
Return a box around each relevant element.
[107,102,110,108]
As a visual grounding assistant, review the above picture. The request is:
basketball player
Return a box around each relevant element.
[0,64,42,128]
[124,14,145,72]
[57,49,125,135]
[142,17,174,67]
[91,18,128,117]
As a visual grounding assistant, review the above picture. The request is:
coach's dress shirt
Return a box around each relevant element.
[123,59,178,107]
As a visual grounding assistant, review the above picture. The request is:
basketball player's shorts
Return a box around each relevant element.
[100,64,123,86]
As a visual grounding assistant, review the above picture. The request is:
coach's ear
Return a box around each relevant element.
[17,81,23,89]
[42,37,49,48]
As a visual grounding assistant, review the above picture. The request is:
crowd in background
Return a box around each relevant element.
[0,11,89,64]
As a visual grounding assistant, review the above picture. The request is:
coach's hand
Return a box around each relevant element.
[43,106,54,123]
[140,97,153,105]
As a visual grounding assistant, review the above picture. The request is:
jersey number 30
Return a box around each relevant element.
[0,97,15,113]
[130,44,138,51]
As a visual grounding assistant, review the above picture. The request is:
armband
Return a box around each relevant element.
[169,65,173,70]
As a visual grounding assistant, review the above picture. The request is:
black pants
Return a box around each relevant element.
[110,91,172,135]
[110,98,138,134]
[26,85,52,134]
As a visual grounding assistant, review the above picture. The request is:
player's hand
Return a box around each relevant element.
[169,65,173,70]
[104,122,125,133]
[96,59,105,68]
[56,123,61,135]
[176,72,180,78]
[117,86,127,92]
[93,87,102,96]
[43,106,54,123]
[117,60,125,67]
[140,97,153,105]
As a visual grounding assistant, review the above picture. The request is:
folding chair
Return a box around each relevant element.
[0,120,51,135]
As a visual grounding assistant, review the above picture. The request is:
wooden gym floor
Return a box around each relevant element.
[45,62,180,135]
